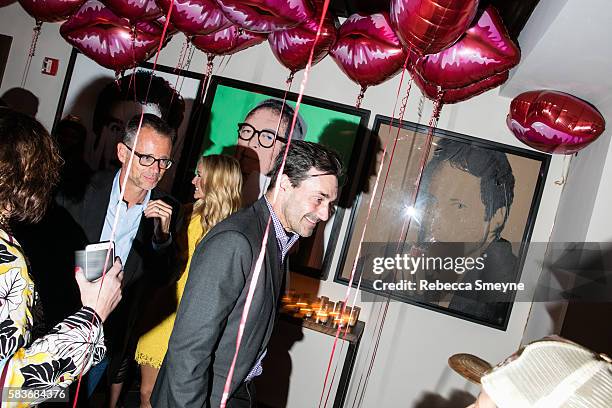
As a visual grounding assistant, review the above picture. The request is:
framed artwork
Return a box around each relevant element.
[53,49,204,193]
[177,75,370,280]
[335,115,550,330]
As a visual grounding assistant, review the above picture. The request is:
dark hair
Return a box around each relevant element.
[124,113,176,146]
[421,138,515,238]
[246,98,307,141]
[267,140,343,189]
[0,110,63,224]
[92,71,185,137]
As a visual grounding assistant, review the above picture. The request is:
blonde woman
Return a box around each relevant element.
[135,155,242,407]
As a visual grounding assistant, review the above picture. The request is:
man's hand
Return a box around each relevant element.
[145,199,173,242]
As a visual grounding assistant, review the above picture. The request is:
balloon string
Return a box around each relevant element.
[219,1,331,406]
[176,43,195,97]
[355,87,366,108]
[72,4,176,406]
[351,92,443,408]
[20,21,42,87]
[168,37,191,108]
[554,154,571,185]
[198,54,215,104]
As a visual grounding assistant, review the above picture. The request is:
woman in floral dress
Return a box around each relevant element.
[0,109,123,406]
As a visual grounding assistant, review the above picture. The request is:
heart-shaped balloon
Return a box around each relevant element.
[412,7,520,90]
[412,69,509,104]
[330,12,407,89]
[155,0,231,36]
[410,6,520,103]
[0,0,17,7]
[103,0,161,22]
[390,0,479,56]
[19,0,86,22]
[268,0,337,73]
[191,25,267,56]
[215,0,314,33]
[507,90,606,155]
[61,0,166,71]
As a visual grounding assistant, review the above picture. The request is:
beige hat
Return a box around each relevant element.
[449,336,612,408]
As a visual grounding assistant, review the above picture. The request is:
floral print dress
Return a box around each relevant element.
[0,229,106,407]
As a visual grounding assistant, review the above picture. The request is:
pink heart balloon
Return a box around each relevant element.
[155,0,231,36]
[507,90,606,155]
[215,0,314,33]
[61,0,166,71]
[268,0,337,73]
[413,7,520,90]
[390,0,478,56]
[19,0,86,22]
[330,12,407,89]
[191,25,266,56]
[103,0,161,22]
[412,70,509,104]
[0,0,17,7]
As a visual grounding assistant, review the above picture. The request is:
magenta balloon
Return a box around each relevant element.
[507,90,606,155]
[413,6,520,90]
[412,69,509,103]
[19,0,86,22]
[103,0,161,22]
[191,25,266,56]
[156,0,230,36]
[268,1,337,73]
[330,12,407,88]
[390,0,479,56]
[215,0,314,33]
[61,0,165,71]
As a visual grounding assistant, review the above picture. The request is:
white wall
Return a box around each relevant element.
[0,5,568,406]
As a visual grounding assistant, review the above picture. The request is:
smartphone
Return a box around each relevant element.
[75,241,115,282]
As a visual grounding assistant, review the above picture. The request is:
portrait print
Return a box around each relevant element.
[54,50,203,193]
[336,115,549,329]
[181,76,370,279]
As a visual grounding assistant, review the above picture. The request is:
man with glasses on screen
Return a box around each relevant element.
[234,98,307,205]
[56,113,182,405]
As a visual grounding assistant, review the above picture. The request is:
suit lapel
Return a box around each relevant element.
[254,199,281,311]
[84,173,114,243]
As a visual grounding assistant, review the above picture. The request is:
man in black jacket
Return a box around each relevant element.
[152,140,343,408]
[57,113,182,406]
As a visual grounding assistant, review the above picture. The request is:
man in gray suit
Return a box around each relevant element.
[152,140,343,407]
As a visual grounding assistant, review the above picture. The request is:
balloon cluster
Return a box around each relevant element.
[9,0,525,103]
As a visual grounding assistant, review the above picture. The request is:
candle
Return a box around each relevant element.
[315,311,328,324]
[349,306,361,326]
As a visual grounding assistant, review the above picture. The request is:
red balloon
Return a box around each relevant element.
[268,1,337,73]
[330,12,407,89]
[411,6,520,103]
[0,0,17,8]
[390,0,478,56]
[19,0,86,22]
[412,70,509,104]
[103,0,161,22]
[192,25,266,56]
[507,90,606,155]
[61,0,166,71]
[155,0,231,36]
[215,0,314,33]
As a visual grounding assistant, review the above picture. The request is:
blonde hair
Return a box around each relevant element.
[193,154,243,238]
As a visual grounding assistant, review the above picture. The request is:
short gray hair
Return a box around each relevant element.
[123,113,175,147]
[246,98,307,141]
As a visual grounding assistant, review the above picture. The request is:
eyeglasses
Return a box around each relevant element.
[122,143,174,169]
[237,123,287,148]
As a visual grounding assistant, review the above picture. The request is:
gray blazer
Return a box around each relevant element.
[151,197,285,407]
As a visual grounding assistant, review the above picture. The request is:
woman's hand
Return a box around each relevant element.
[75,258,124,322]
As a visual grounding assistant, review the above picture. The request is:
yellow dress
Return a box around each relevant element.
[135,213,203,368]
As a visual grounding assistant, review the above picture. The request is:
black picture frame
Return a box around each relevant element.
[335,114,550,330]
[177,75,371,280]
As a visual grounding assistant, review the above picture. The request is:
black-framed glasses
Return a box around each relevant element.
[122,143,174,169]
[237,123,287,148]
